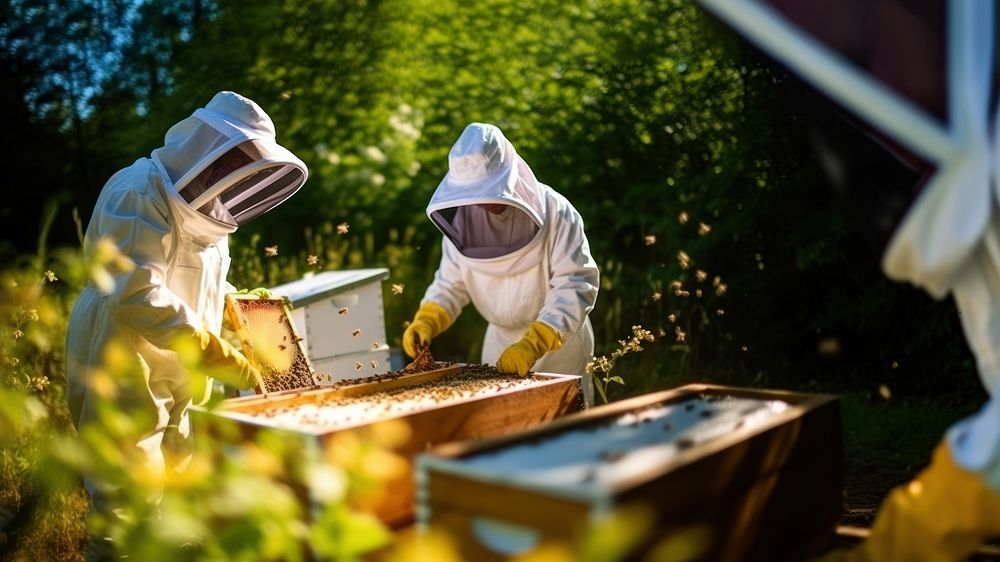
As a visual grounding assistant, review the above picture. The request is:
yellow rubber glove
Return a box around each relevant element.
[812,441,1000,562]
[235,287,272,299]
[496,321,562,376]
[194,328,259,390]
[402,302,453,358]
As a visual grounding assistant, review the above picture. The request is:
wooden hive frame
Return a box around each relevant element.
[224,293,317,393]
[416,383,843,562]
[191,363,585,527]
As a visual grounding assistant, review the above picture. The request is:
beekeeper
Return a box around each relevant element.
[65,91,308,519]
[403,122,599,405]
[691,1,1000,559]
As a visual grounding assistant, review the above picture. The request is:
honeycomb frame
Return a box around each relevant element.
[223,294,317,393]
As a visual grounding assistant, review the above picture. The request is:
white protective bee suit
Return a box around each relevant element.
[65,91,307,509]
[693,1,1000,559]
[420,122,599,405]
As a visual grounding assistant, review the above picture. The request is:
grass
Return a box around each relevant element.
[837,392,983,525]
[839,392,975,467]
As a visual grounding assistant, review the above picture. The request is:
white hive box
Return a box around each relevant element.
[270,268,391,383]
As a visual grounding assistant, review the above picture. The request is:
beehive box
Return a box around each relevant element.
[416,383,842,562]
[192,363,585,527]
[269,268,391,382]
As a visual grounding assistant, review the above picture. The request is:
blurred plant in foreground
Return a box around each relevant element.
[384,503,711,562]
[1,229,95,559]
[2,225,402,560]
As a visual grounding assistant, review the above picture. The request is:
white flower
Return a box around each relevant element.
[363,146,387,164]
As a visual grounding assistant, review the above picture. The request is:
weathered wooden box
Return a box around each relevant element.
[192,364,585,527]
[415,383,842,562]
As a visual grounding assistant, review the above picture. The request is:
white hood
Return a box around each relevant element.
[427,123,546,259]
[151,91,308,227]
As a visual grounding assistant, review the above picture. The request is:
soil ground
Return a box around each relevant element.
[834,392,1000,560]
[841,455,914,528]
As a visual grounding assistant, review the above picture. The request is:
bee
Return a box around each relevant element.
[278,344,287,351]
[354,361,363,371]
[370,360,378,369]
[352,329,362,337]
[338,307,349,315]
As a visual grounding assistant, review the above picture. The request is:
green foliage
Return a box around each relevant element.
[0,228,402,560]
[0,242,91,559]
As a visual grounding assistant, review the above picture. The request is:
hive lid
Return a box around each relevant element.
[270,268,390,308]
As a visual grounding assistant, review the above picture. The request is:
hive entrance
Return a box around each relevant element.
[224,295,316,393]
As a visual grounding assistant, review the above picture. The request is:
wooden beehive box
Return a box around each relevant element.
[415,383,842,562]
[191,364,585,527]
[270,268,391,382]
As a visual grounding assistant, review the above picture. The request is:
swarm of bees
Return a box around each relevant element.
[405,342,436,373]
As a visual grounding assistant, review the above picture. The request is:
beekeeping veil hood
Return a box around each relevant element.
[427,123,546,259]
[151,91,308,227]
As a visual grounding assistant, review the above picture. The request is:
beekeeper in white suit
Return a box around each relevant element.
[403,122,599,406]
[65,91,307,535]
[691,1,1000,559]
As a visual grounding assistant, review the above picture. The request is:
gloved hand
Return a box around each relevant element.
[235,287,272,299]
[812,441,1000,562]
[496,321,562,376]
[402,302,453,358]
[194,328,259,390]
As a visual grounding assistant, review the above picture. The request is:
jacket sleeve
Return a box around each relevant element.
[94,186,204,348]
[537,201,600,339]
[421,238,472,322]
